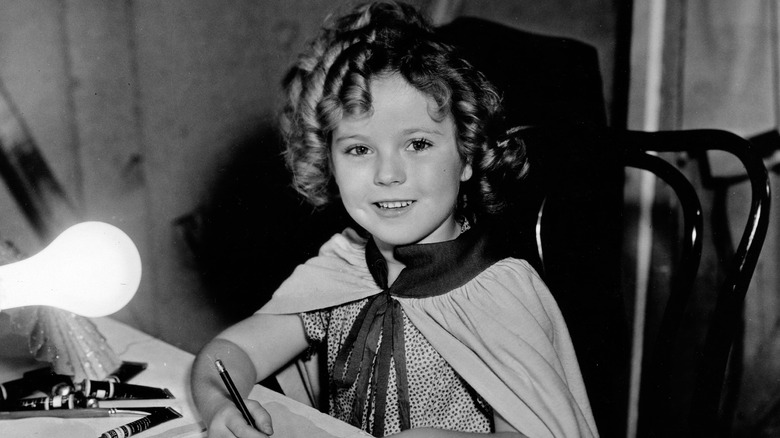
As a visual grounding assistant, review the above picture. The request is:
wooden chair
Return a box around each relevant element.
[626,129,769,437]
[504,126,770,437]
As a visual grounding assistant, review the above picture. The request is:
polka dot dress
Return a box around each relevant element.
[301,298,493,435]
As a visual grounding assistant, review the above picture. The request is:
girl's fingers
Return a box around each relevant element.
[246,400,274,436]
[210,400,273,437]
[226,416,269,438]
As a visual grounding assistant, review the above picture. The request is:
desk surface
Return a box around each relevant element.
[0,316,369,438]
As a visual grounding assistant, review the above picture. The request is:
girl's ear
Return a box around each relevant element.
[460,161,473,182]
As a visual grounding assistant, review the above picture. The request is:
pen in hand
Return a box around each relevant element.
[214,359,259,431]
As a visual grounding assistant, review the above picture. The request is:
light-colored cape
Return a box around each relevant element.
[258,229,599,438]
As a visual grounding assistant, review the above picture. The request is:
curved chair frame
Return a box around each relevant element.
[535,128,770,436]
[626,130,770,435]
[628,129,769,436]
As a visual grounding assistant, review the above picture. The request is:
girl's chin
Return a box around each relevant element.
[358,224,421,247]
[353,214,460,248]
[368,228,457,249]
[369,233,420,249]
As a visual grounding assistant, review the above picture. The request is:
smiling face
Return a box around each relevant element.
[330,73,472,253]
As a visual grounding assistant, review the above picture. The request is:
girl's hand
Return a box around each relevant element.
[207,398,274,438]
[191,315,308,437]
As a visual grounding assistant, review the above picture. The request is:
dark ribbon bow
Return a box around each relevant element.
[330,228,503,436]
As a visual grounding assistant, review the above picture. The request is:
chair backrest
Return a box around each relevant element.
[436,16,608,128]
[515,126,770,437]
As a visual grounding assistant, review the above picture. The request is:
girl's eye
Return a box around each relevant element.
[346,145,371,156]
[407,139,433,152]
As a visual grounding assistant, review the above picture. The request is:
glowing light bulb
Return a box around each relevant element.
[0,221,142,317]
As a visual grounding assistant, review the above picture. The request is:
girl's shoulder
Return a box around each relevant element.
[258,228,377,315]
[467,257,553,303]
[315,227,367,265]
[483,257,544,283]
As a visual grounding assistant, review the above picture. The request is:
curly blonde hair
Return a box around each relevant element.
[281,1,528,218]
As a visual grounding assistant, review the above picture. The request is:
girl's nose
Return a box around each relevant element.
[374,153,406,186]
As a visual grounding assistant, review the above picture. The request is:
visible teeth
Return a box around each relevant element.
[377,201,413,209]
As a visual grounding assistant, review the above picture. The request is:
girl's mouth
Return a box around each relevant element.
[375,201,415,209]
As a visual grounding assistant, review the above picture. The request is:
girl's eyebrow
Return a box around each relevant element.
[333,133,368,143]
[402,127,443,136]
[333,127,443,143]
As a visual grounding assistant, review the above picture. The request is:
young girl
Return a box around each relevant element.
[191,2,598,437]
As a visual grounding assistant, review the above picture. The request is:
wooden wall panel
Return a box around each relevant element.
[683,0,774,134]
[0,1,81,196]
[0,0,77,253]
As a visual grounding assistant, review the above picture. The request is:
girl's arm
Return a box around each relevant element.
[191,313,309,438]
[389,413,528,438]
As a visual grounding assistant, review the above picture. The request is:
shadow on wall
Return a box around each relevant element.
[177,123,351,323]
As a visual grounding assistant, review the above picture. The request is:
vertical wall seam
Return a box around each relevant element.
[770,0,779,128]
[124,0,161,336]
[58,0,85,210]
[674,0,688,131]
